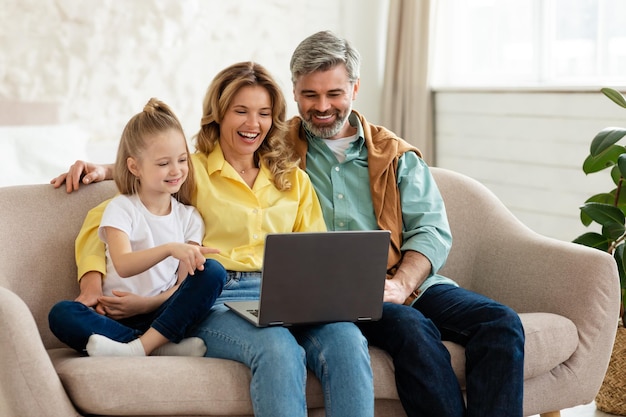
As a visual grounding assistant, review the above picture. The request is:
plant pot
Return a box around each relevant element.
[596,323,626,415]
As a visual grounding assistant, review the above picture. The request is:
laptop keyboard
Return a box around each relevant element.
[247,309,259,317]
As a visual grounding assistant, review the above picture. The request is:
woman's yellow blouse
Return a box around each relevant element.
[75,146,326,280]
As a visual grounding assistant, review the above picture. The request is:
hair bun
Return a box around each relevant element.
[143,97,162,114]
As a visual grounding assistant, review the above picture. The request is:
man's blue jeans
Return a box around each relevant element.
[48,259,226,352]
[188,271,374,417]
[358,283,525,417]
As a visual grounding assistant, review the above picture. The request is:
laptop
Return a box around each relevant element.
[225,230,390,327]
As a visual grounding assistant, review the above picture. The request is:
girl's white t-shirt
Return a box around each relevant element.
[98,194,204,297]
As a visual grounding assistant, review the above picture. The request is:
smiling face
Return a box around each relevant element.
[293,64,359,139]
[218,85,273,163]
[127,128,189,198]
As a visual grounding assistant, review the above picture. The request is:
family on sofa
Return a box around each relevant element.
[48,30,525,417]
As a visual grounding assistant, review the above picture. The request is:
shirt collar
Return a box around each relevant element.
[204,141,272,188]
[205,141,226,175]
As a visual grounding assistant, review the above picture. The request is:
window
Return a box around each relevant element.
[431,0,626,88]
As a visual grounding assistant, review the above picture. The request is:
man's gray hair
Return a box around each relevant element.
[290,30,361,84]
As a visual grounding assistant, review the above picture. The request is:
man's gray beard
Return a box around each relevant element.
[302,112,350,139]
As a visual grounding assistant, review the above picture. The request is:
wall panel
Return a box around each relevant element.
[434,90,626,241]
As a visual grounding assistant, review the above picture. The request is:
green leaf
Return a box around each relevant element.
[572,232,610,251]
[603,222,626,240]
[611,165,622,185]
[618,155,626,178]
[602,87,626,109]
[589,129,626,157]
[580,202,626,227]
[581,191,626,226]
[584,144,626,174]
[614,243,626,319]
[581,193,615,226]
[614,244,626,291]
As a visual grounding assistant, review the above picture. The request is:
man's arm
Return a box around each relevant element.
[384,251,431,304]
[387,153,453,304]
[50,161,115,193]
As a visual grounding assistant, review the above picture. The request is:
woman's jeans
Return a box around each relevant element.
[358,284,525,417]
[48,259,226,352]
[188,271,374,417]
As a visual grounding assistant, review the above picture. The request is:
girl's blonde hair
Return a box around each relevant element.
[194,61,298,191]
[114,98,195,204]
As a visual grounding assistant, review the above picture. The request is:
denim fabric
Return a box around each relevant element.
[48,259,226,353]
[189,272,374,417]
[414,284,524,417]
[358,301,465,417]
[360,283,524,417]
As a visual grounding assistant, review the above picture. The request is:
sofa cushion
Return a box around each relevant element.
[444,312,578,389]
[519,312,578,379]
[50,346,400,415]
[50,312,575,415]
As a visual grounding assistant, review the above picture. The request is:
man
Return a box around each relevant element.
[286,30,525,417]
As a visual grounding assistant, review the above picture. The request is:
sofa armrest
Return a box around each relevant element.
[0,285,81,417]
[432,167,620,406]
[433,167,620,322]
[474,223,617,318]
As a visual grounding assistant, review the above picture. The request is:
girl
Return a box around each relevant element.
[48,98,226,357]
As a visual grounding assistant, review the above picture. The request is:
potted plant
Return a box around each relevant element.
[574,87,626,321]
[573,87,626,415]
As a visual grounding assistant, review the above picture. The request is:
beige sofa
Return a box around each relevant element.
[0,167,620,417]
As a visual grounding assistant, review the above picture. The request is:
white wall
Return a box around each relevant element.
[435,89,626,242]
[0,0,388,160]
[7,0,614,244]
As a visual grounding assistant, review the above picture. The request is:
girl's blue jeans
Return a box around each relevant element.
[188,271,374,417]
[48,259,226,352]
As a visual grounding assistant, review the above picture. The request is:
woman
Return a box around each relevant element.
[52,62,374,417]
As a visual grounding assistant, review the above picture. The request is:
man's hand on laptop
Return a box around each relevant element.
[383,278,413,304]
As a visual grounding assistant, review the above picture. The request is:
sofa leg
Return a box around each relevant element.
[539,412,561,417]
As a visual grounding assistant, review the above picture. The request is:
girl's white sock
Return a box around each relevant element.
[86,334,146,357]
[152,337,207,357]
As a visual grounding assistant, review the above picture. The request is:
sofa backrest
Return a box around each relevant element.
[0,168,532,350]
[430,167,537,293]
[0,181,117,349]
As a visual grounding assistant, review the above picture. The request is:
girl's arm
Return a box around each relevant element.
[102,227,215,278]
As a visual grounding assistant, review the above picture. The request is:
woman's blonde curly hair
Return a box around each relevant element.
[194,61,298,191]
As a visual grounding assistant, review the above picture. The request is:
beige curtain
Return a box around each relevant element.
[381,0,434,164]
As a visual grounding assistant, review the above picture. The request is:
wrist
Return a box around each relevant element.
[392,270,417,295]
[105,164,115,180]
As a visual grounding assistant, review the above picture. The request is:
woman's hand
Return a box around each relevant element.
[75,271,106,315]
[98,290,156,320]
[50,160,112,193]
